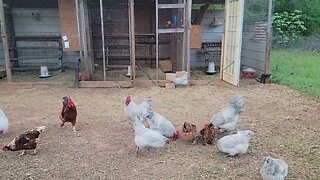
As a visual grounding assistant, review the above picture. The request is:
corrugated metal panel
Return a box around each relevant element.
[11,8,62,67]
[12,8,60,37]
[190,10,224,68]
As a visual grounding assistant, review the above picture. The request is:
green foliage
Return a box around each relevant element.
[272,10,307,46]
[274,0,320,35]
[271,49,320,98]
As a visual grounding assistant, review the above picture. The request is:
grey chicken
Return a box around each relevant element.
[260,156,288,180]
[211,95,244,134]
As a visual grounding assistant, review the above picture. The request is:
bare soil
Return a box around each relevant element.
[0,80,319,180]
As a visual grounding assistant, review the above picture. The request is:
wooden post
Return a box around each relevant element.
[129,0,136,84]
[264,0,273,73]
[0,0,12,82]
[155,0,159,79]
[99,0,106,81]
[79,0,92,78]
[75,0,84,72]
[184,0,192,73]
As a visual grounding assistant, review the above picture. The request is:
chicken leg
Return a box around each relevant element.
[71,120,77,132]
[135,147,140,155]
[19,150,26,156]
[30,149,37,155]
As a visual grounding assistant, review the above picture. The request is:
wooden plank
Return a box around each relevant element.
[158,4,185,9]
[0,0,12,82]
[158,28,184,34]
[79,81,133,88]
[58,0,80,51]
[190,25,202,49]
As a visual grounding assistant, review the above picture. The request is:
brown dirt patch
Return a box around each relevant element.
[0,80,319,179]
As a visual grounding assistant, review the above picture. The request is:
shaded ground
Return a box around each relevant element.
[0,80,319,179]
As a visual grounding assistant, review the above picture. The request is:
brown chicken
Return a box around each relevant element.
[2,126,46,156]
[182,122,197,144]
[199,123,218,145]
[60,96,77,132]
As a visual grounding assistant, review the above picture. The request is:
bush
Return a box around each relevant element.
[272,10,307,46]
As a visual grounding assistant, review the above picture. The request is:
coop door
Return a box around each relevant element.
[221,0,244,86]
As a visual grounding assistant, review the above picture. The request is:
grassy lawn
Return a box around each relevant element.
[271,49,320,98]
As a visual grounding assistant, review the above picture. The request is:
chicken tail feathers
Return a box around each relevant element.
[34,126,46,133]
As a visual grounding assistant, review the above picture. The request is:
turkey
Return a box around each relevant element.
[217,130,254,157]
[260,156,288,180]
[211,95,244,134]
[145,112,180,140]
[0,109,9,136]
[133,117,169,154]
[173,72,188,86]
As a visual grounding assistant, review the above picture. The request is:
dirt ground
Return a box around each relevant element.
[0,80,319,180]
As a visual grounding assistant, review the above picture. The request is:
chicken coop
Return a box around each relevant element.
[0,0,273,87]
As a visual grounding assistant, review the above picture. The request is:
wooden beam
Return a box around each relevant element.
[99,0,106,81]
[155,0,159,79]
[75,0,84,69]
[79,81,133,88]
[264,0,273,74]
[194,3,210,25]
[0,0,12,82]
[158,4,185,9]
[129,0,136,85]
[158,28,184,34]
[192,0,225,4]
[185,0,192,73]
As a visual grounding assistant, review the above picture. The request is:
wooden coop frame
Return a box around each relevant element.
[0,0,273,87]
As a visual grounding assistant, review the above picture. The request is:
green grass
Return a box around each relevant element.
[271,49,320,98]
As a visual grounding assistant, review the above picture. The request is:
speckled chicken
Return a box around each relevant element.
[260,156,288,180]
[2,126,46,156]
[199,123,218,145]
[182,122,197,144]
[211,95,244,134]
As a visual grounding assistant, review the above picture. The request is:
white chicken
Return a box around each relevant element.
[0,109,9,136]
[173,72,189,86]
[124,96,154,122]
[260,156,288,180]
[211,95,244,134]
[133,117,169,154]
[217,130,254,156]
[145,112,180,140]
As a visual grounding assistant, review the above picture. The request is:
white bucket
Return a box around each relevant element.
[39,66,50,77]
[207,62,216,73]
[126,65,131,76]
